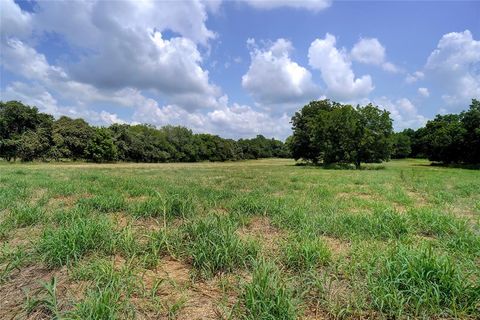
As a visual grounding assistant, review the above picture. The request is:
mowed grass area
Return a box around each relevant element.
[0,159,479,319]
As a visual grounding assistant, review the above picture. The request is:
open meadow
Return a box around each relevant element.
[0,159,479,319]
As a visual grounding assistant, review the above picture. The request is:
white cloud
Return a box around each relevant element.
[308,33,374,100]
[0,0,223,112]
[425,30,480,109]
[351,38,385,65]
[1,82,126,125]
[0,0,31,39]
[405,71,424,84]
[242,38,319,106]
[132,96,291,139]
[99,111,127,125]
[350,37,400,73]
[374,97,428,130]
[243,0,331,11]
[418,87,430,97]
[31,0,215,46]
[1,39,60,81]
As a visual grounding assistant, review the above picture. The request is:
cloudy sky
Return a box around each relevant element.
[1,0,479,139]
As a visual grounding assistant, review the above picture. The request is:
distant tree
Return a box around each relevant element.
[0,101,53,161]
[391,132,412,159]
[461,99,480,164]
[85,127,118,162]
[52,116,94,160]
[290,100,393,168]
[423,114,465,164]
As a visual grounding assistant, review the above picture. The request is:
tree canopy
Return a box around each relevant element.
[289,100,393,168]
[0,101,289,163]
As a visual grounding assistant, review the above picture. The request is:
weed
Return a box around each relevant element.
[281,232,331,270]
[25,277,62,319]
[183,215,257,277]
[38,216,115,267]
[367,244,480,317]
[240,259,298,320]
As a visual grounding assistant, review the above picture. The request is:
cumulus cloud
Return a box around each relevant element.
[374,97,428,130]
[0,0,31,39]
[132,96,291,139]
[418,87,430,97]
[2,82,127,125]
[308,33,374,100]
[405,71,424,84]
[69,31,220,109]
[350,37,400,73]
[425,30,480,109]
[242,0,331,11]
[242,38,319,106]
[0,0,222,112]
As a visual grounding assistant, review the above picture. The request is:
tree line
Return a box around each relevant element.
[391,99,480,164]
[2,99,478,166]
[287,99,480,167]
[0,101,289,163]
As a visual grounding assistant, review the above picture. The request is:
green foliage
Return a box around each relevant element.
[52,116,94,160]
[422,99,480,164]
[391,131,412,159]
[290,100,393,168]
[1,101,287,163]
[0,101,54,161]
[241,259,298,320]
[85,127,118,162]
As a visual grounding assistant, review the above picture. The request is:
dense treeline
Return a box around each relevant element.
[391,99,480,164]
[0,101,289,162]
[287,100,393,169]
[287,99,480,168]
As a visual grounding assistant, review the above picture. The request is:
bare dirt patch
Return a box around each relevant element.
[406,190,428,207]
[320,236,350,257]
[0,264,75,320]
[7,226,42,248]
[125,195,149,203]
[29,188,48,206]
[336,192,375,201]
[237,216,285,254]
[136,257,237,319]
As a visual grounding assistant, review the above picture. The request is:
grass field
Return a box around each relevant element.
[0,159,479,319]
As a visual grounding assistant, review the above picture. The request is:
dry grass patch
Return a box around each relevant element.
[320,236,350,257]
[237,216,285,254]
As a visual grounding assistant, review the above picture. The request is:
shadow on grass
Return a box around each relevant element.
[412,162,480,170]
[293,162,386,170]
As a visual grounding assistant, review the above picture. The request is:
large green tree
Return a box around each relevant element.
[290,100,393,168]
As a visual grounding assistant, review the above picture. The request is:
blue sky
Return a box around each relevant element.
[1,0,479,139]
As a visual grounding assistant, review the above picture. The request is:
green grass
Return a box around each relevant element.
[0,159,478,319]
[37,215,115,267]
[183,214,258,277]
[240,259,298,320]
[366,244,480,318]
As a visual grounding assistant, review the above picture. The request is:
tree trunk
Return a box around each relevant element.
[355,160,361,170]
